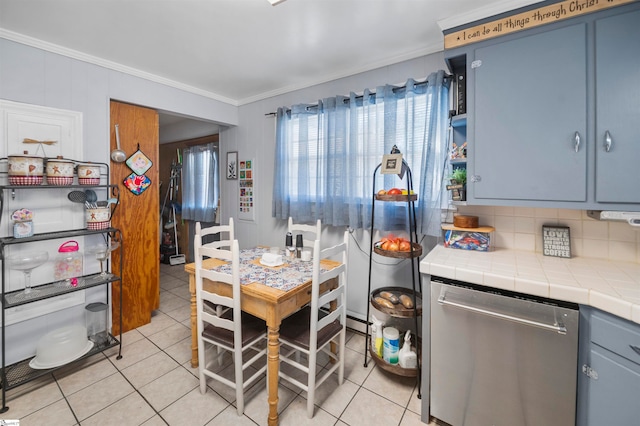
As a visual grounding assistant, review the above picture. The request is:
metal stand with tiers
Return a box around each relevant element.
[364,160,423,398]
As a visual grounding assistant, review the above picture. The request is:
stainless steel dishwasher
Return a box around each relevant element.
[430,277,579,426]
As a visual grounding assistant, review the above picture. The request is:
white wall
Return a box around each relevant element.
[0,37,238,363]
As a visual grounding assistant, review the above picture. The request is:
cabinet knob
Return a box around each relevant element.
[604,130,612,152]
[574,131,581,153]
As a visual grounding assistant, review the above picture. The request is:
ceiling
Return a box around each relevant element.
[0,0,542,107]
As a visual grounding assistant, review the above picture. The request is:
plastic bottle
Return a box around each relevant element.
[398,330,418,369]
[383,327,400,364]
[371,314,384,358]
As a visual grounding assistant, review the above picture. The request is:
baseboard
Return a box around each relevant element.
[346,315,368,335]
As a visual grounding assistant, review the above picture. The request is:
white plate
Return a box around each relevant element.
[259,259,284,267]
[29,340,94,370]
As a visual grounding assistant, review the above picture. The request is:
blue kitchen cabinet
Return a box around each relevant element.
[444,2,640,210]
[594,8,640,204]
[577,307,640,426]
[473,22,587,203]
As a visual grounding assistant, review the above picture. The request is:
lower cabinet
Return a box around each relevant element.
[578,307,640,425]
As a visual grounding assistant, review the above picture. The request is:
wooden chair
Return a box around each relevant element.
[277,231,349,418]
[194,225,267,416]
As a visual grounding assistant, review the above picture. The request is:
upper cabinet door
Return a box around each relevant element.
[595,9,640,204]
[473,23,587,202]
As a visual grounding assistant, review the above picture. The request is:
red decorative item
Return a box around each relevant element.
[123,173,151,195]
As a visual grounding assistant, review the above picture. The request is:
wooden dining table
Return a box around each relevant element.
[184,247,339,426]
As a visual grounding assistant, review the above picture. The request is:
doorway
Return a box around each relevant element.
[158,121,220,264]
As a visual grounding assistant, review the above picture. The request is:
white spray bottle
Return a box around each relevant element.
[399,330,417,368]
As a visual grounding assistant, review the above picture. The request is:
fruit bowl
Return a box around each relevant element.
[374,241,422,258]
[375,193,417,202]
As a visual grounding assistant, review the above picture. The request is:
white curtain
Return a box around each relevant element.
[181,143,218,222]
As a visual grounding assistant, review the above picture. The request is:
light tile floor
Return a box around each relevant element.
[4,263,437,426]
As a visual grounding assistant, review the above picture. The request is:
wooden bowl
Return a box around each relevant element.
[453,214,479,228]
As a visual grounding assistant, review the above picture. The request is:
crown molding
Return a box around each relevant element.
[0,28,239,107]
[2,27,443,107]
[237,40,443,106]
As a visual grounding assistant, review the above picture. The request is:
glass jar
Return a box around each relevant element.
[54,240,83,282]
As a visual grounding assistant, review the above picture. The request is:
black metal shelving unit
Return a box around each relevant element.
[364,161,423,398]
[0,159,123,413]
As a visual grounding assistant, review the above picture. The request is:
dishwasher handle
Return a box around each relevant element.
[437,293,567,334]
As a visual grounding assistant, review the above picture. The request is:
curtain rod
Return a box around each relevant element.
[264,73,452,116]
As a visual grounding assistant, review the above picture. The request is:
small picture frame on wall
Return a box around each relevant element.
[542,225,571,258]
[227,151,238,180]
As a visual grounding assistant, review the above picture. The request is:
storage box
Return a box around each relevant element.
[442,224,494,252]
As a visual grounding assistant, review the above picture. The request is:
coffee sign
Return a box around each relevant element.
[542,225,571,258]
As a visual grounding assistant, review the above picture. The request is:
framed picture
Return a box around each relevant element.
[227,151,238,180]
[381,153,403,174]
[542,225,571,258]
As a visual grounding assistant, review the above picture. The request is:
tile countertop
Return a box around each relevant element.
[420,245,640,325]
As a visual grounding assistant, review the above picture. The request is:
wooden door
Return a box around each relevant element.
[110,101,160,334]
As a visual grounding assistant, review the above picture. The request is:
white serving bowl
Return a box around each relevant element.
[29,325,93,369]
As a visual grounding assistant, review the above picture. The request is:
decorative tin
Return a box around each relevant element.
[46,157,75,186]
[8,153,44,185]
[12,208,34,238]
[77,164,101,185]
[86,206,110,230]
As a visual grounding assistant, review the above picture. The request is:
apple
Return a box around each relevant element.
[399,240,411,251]
[387,241,399,251]
[377,189,387,195]
[387,188,402,195]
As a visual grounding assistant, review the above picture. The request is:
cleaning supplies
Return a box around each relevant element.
[399,330,418,369]
[371,314,384,358]
[383,326,400,364]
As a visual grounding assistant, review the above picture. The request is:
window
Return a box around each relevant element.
[182,143,219,223]
[273,71,450,235]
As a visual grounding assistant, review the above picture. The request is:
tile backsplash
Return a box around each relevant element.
[451,206,640,263]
